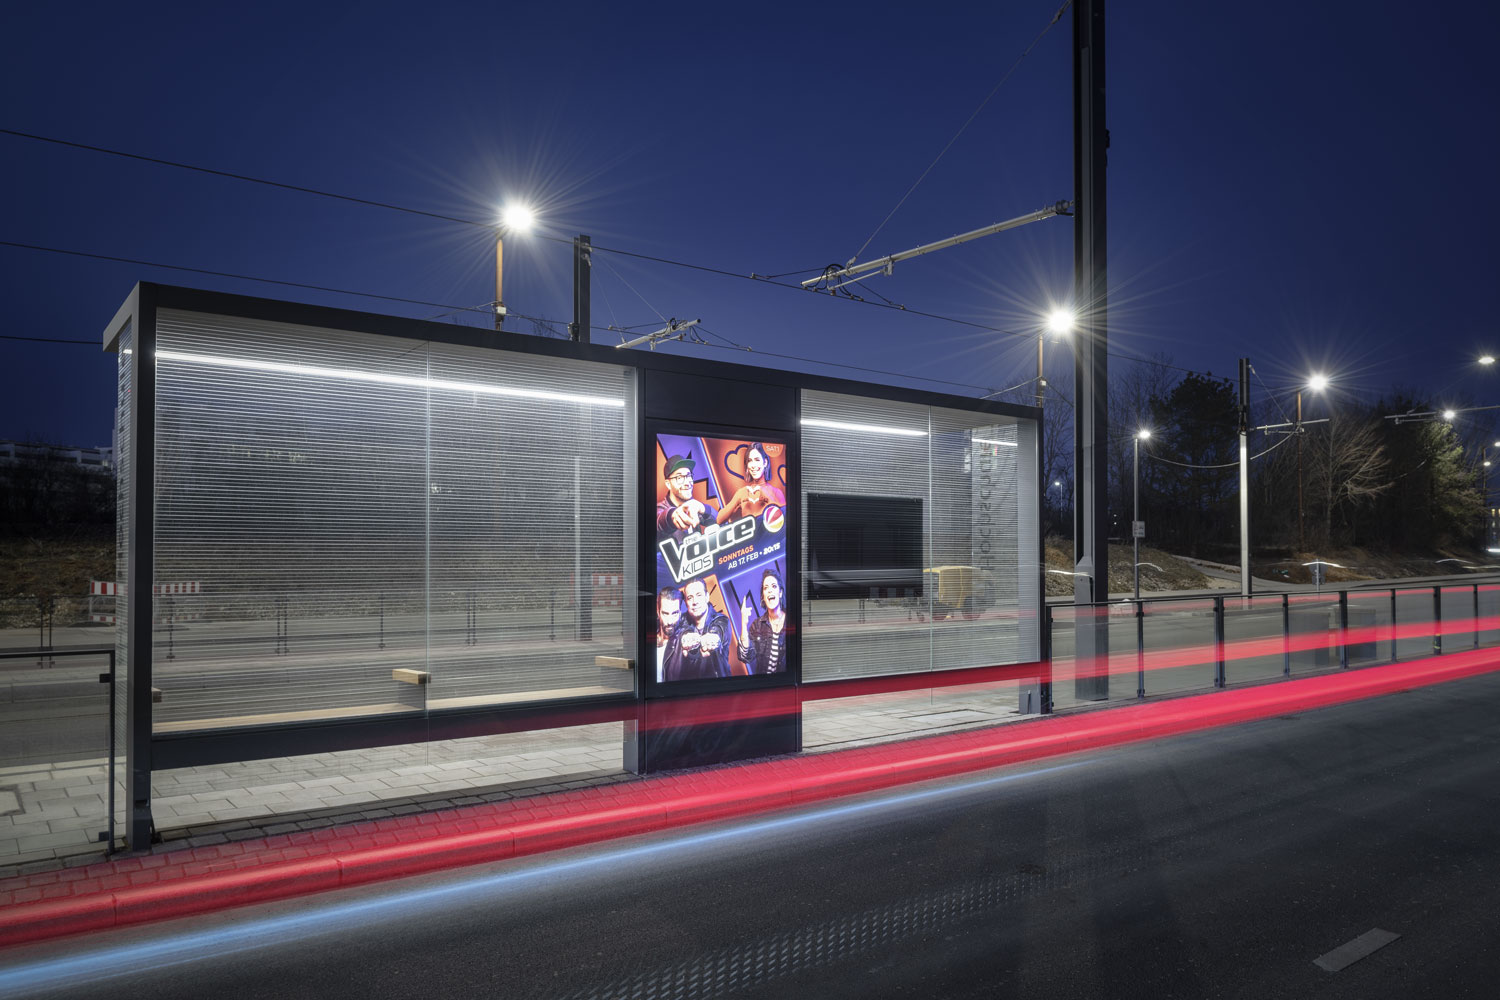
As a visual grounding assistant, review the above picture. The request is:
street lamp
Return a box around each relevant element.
[1133,429,1150,600]
[494,204,535,331]
[1037,308,1075,408]
[1297,373,1329,552]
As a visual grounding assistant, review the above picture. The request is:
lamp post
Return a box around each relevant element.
[1296,373,1329,552]
[494,204,535,331]
[1133,429,1150,600]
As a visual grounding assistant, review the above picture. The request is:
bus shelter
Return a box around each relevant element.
[105,283,1043,848]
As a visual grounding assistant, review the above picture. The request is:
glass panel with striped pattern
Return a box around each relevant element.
[149,309,633,732]
[800,390,1039,682]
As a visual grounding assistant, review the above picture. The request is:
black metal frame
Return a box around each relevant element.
[104,281,1044,834]
[1058,582,1497,701]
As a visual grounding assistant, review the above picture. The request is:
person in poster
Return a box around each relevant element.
[656,452,716,542]
[655,586,685,683]
[715,443,785,523]
[676,577,730,680]
[736,568,788,675]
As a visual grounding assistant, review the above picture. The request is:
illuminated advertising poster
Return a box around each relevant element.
[653,434,791,683]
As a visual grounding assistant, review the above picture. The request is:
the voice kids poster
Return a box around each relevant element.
[652,433,791,683]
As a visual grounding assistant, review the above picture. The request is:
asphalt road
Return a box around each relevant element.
[5,667,1499,999]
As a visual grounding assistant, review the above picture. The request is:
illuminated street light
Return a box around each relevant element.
[1297,374,1330,552]
[1133,429,1151,600]
[1443,409,1457,421]
[1480,355,1496,366]
[494,203,537,332]
[502,204,535,233]
[1036,308,1075,407]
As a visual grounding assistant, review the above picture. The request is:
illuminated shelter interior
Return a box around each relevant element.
[106,283,1042,848]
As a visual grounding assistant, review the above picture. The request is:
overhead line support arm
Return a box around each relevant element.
[802,201,1074,289]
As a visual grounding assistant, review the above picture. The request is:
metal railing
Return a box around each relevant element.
[1043,581,1500,712]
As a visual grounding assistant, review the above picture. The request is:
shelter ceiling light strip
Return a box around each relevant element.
[155,350,626,408]
[971,437,1019,447]
[800,418,927,438]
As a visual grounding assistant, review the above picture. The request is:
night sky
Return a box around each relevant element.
[4,1,1497,448]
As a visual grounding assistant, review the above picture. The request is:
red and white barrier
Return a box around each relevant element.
[592,573,623,608]
[89,581,202,596]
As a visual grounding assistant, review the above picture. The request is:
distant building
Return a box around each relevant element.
[0,440,114,473]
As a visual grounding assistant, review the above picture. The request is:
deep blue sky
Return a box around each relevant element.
[4,1,1497,447]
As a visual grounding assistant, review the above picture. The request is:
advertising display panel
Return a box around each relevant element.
[652,432,792,684]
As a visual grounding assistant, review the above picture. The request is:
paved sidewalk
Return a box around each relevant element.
[0,682,1032,876]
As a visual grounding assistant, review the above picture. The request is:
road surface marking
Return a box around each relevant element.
[1314,928,1400,972]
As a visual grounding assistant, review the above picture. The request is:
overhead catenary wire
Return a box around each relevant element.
[6,237,1287,416]
[1142,432,1294,470]
[1249,362,1293,426]
[0,334,95,345]
[0,129,1042,344]
[677,338,1001,394]
[0,239,492,317]
[0,251,1004,395]
[2,131,1258,391]
[845,1,1073,265]
[594,254,668,326]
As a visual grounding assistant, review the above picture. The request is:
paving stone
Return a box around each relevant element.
[16,830,95,852]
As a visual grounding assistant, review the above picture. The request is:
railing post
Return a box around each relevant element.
[1474,583,1481,649]
[1214,595,1226,688]
[106,649,116,854]
[1338,590,1349,669]
[1282,593,1291,677]
[1390,588,1398,662]
[1041,604,1054,714]
[1433,585,1443,656]
[1135,599,1146,699]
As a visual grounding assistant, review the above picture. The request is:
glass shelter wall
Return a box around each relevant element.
[148,310,635,732]
[799,389,1041,681]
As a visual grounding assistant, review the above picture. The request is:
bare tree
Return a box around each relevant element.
[1314,412,1391,547]
[1108,355,1178,539]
